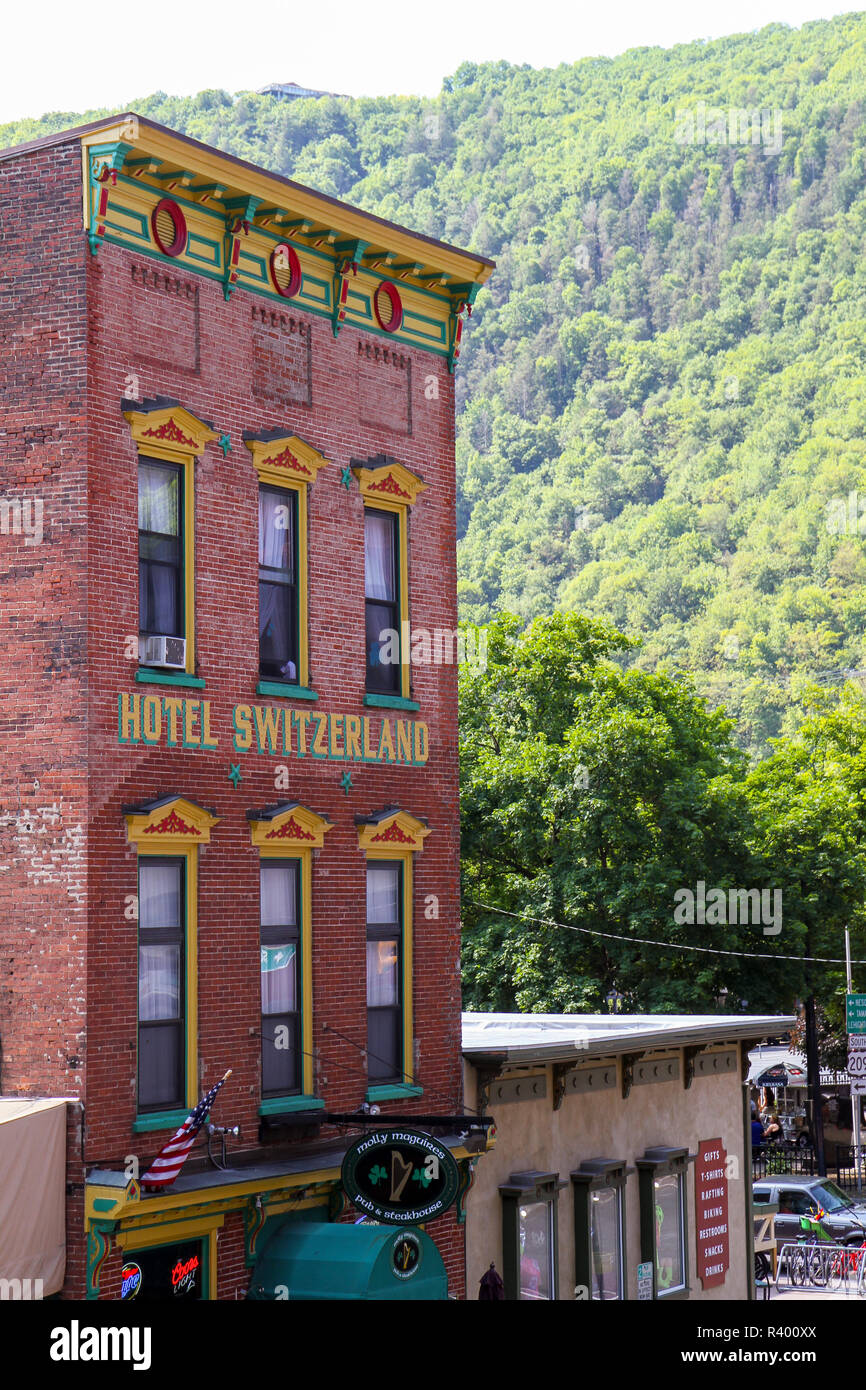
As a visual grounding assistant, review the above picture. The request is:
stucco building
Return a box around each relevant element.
[462,1012,791,1301]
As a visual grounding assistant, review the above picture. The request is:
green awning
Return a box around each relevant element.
[248,1221,448,1300]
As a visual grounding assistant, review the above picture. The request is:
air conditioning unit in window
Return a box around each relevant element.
[141,635,187,669]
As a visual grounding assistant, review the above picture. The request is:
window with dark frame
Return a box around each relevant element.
[366,861,402,1082]
[637,1146,691,1298]
[499,1170,562,1301]
[138,857,185,1111]
[138,459,183,641]
[260,860,301,1098]
[259,485,299,683]
[364,508,400,695]
[572,1160,631,1300]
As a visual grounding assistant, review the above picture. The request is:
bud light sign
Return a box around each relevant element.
[120,1262,142,1300]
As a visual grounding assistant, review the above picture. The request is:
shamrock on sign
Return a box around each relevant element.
[368,1164,388,1186]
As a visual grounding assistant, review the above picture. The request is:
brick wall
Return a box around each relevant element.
[0,140,89,1105]
[1,135,466,1298]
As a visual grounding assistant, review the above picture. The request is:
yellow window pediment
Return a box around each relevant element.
[245,434,331,490]
[125,796,220,847]
[356,809,430,856]
[353,460,426,508]
[249,802,333,853]
[124,405,219,463]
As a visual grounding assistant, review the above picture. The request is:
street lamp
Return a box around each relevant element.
[605,987,624,1015]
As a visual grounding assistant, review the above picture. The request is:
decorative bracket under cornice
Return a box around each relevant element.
[446,282,479,373]
[683,1044,706,1090]
[621,1051,645,1100]
[332,240,368,337]
[476,1065,502,1116]
[87,141,134,255]
[552,1062,572,1111]
[223,195,262,300]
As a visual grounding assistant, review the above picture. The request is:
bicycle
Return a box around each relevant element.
[787,1207,830,1288]
[826,1238,866,1291]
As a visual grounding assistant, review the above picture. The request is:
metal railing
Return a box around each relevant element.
[752,1145,866,1190]
[752,1146,819,1180]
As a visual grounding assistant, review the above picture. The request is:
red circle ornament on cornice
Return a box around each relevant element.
[151,199,187,258]
[374,280,403,333]
[270,243,302,299]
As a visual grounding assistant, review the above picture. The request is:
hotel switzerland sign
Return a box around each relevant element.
[695,1138,730,1288]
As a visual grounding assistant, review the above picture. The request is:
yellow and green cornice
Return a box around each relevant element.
[81,116,493,370]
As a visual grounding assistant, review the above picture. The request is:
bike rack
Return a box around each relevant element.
[769,1241,866,1295]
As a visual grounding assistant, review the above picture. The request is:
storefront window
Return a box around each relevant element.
[518,1200,554,1300]
[590,1187,623,1299]
[121,1238,205,1301]
[653,1173,685,1294]
[499,1171,562,1300]
[637,1146,691,1299]
[571,1158,630,1300]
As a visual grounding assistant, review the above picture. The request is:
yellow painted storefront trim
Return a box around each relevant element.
[86,1142,478,1229]
[246,437,331,692]
[116,1217,221,1300]
[124,406,219,677]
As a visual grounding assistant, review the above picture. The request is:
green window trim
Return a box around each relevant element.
[366,1083,423,1101]
[258,1095,325,1116]
[499,1170,564,1301]
[132,1107,189,1133]
[636,1146,693,1300]
[571,1159,632,1300]
[363,693,420,711]
[136,668,206,689]
[256,681,319,701]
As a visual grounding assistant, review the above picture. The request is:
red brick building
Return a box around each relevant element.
[0,114,492,1300]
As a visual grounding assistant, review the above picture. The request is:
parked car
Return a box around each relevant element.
[753,1175,866,1252]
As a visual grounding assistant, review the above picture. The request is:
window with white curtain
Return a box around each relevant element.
[138,857,185,1110]
[139,460,183,640]
[364,508,400,694]
[259,485,298,682]
[366,862,402,1081]
[260,859,300,1097]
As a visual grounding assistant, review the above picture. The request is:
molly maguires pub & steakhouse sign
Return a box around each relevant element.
[118,693,430,765]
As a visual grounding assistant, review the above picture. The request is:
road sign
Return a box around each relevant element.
[852,1076,866,1097]
[850,1035,866,1050]
[637,1261,653,1300]
[848,1051,866,1077]
[847,994,866,1033]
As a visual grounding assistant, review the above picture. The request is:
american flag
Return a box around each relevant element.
[140,1070,232,1190]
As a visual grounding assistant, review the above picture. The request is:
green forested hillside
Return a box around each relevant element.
[6,14,866,751]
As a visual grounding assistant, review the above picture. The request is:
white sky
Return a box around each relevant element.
[1,1,859,125]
